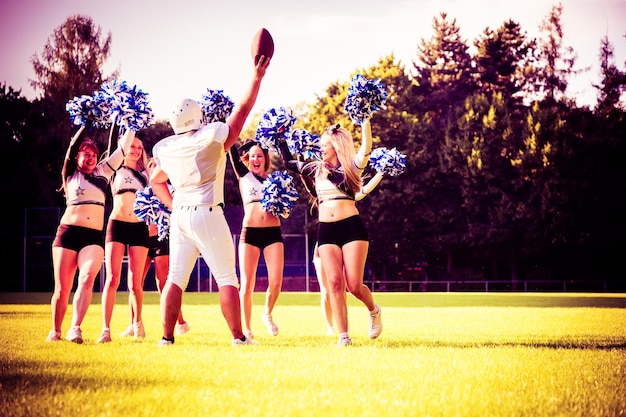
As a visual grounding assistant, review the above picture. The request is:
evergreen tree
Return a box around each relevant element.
[594,35,626,115]
[531,2,579,104]
[408,12,477,276]
[474,19,536,103]
[0,84,38,286]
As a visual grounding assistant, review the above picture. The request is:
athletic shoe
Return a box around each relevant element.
[134,321,146,339]
[120,324,134,337]
[46,330,61,342]
[261,313,279,336]
[244,329,254,340]
[97,328,112,344]
[232,336,258,346]
[327,326,336,336]
[336,336,353,347]
[368,304,383,339]
[158,337,174,347]
[175,321,190,336]
[65,326,83,344]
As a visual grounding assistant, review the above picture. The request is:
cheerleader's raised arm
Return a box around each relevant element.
[354,118,373,172]
[104,129,136,171]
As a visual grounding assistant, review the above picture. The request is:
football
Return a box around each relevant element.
[251,28,274,64]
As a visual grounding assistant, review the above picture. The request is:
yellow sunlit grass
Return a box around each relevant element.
[1,292,625,416]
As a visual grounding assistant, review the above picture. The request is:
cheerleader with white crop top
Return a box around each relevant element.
[281,119,382,347]
[98,136,150,343]
[301,170,384,336]
[229,140,284,339]
[47,124,135,343]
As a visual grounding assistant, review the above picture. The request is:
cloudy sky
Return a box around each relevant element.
[1,0,624,120]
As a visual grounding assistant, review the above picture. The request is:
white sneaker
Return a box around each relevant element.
[261,313,279,336]
[368,305,382,339]
[120,324,134,337]
[134,321,146,339]
[175,321,190,336]
[65,326,83,344]
[158,337,174,347]
[336,336,353,347]
[46,330,61,342]
[244,329,254,340]
[232,336,258,346]
[326,326,336,336]
[97,328,112,343]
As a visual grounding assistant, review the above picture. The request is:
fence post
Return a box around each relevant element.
[304,233,310,292]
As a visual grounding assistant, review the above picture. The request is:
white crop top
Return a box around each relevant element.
[315,168,355,204]
[110,166,148,195]
[65,163,116,207]
[239,172,265,205]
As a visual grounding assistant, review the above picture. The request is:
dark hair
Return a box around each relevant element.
[326,124,341,134]
[78,140,99,154]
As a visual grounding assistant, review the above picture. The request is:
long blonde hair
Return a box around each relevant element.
[134,137,150,174]
[316,124,362,195]
[122,136,149,174]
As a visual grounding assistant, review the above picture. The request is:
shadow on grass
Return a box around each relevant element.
[3,292,626,308]
[0,358,164,391]
[376,338,626,350]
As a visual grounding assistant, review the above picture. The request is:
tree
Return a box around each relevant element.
[139,120,174,155]
[30,15,118,106]
[474,19,536,103]
[594,35,626,115]
[458,20,544,280]
[0,84,36,287]
[411,13,475,115]
[531,2,579,104]
[408,12,477,276]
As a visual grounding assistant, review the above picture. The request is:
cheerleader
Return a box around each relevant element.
[98,136,150,343]
[229,140,284,339]
[48,125,135,343]
[282,120,382,347]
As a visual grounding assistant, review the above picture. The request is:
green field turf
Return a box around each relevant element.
[1,292,625,416]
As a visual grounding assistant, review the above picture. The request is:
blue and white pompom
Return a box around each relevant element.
[91,90,115,127]
[66,94,96,127]
[255,107,297,154]
[134,186,172,241]
[261,171,299,218]
[200,89,235,123]
[369,147,406,177]
[286,129,321,160]
[102,80,155,132]
[99,79,126,124]
[344,74,388,124]
[66,93,112,128]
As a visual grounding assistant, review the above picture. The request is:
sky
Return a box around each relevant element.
[0,0,624,121]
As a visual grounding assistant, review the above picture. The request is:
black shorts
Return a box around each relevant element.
[105,219,149,247]
[147,235,170,258]
[241,226,283,249]
[52,224,104,252]
[317,215,368,248]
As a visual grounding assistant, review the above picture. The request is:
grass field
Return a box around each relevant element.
[1,292,625,417]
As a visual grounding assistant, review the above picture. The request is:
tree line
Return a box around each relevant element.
[2,4,625,291]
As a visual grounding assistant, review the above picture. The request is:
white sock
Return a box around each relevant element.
[339,332,350,340]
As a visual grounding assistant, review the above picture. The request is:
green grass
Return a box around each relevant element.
[1,292,625,416]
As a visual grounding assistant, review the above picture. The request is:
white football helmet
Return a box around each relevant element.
[169,99,202,134]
